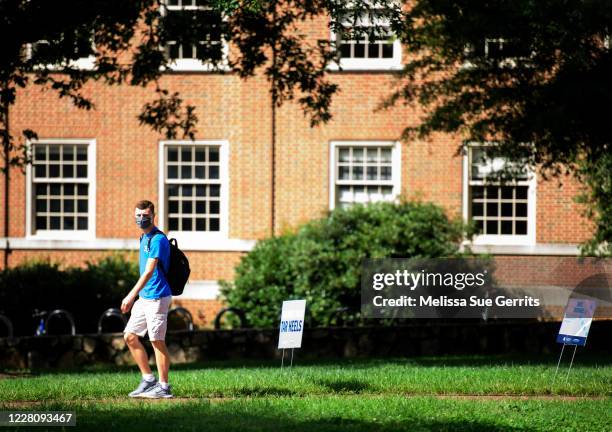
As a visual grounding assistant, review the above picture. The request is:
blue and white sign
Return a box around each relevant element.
[278,300,306,349]
[556,299,596,346]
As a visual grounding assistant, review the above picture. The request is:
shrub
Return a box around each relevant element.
[0,253,138,336]
[220,201,467,328]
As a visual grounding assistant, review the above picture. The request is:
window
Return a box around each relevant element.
[24,29,96,70]
[465,37,533,68]
[330,141,401,209]
[330,8,402,70]
[26,139,96,239]
[465,144,535,245]
[164,0,227,71]
[159,141,228,238]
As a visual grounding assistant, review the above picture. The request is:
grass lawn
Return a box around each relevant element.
[0,355,610,431]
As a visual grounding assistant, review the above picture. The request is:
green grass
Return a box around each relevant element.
[1,356,610,431]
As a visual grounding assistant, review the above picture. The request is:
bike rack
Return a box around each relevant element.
[214,307,248,330]
[45,309,76,336]
[97,308,127,334]
[167,307,194,332]
[0,314,13,338]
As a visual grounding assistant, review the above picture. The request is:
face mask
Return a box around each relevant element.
[135,215,152,229]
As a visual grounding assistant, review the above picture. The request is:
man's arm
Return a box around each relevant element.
[120,257,158,313]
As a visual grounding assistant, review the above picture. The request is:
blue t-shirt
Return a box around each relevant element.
[139,227,172,299]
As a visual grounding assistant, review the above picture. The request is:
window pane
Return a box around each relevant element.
[183,185,193,196]
[169,218,179,231]
[339,166,350,180]
[36,216,47,230]
[209,147,219,162]
[49,164,60,177]
[486,203,498,217]
[49,146,60,161]
[367,43,379,58]
[339,148,350,162]
[472,202,483,217]
[77,200,88,212]
[195,166,205,179]
[209,185,220,197]
[209,218,220,231]
[196,218,206,231]
[516,220,527,235]
[169,200,179,213]
[181,165,192,179]
[367,166,377,180]
[195,185,205,196]
[354,43,365,57]
[64,199,75,213]
[486,220,498,235]
[181,147,192,162]
[63,217,75,230]
[195,201,205,213]
[168,185,179,197]
[182,201,193,213]
[50,184,61,195]
[168,165,178,179]
[50,216,61,229]
[516,203,527,217]
[50,199,61,212]
[76,165,87,178]
[340,43,351,58]
[209,200,220,214]
[182,218,193,230]
[63,145,74,161]
[62,165,74,177]
[486,186,498,199]
[382,43,393,58]
[501,203,513,217]
[168,147,179,162]
[34,145,46,161]
[34,165,46,178]
[77,184,88,195]
[516,186,528,199]
[64,184,74,195]
[380,166,391,180]
[501,220,513,234]
[195,148,205,162]
[77,217,88,230]
[209,165,219,179]
[76,146,87,161]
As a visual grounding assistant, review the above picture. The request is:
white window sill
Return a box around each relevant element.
[327,60,403,72]
[163,59,231,73]
[461,241,581,256]
[468,234,536,247]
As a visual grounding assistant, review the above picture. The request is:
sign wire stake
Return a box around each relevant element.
[552,343,566,385]
[281,348,285,370]
[290,348,294,368]
[566,344,578,382]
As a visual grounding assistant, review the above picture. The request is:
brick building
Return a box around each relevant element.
[1,2,604,326]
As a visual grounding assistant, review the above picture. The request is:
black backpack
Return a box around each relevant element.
[141,229,191,296]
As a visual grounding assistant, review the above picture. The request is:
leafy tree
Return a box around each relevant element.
[379,0,612,255]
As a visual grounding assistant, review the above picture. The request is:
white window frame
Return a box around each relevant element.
[162,0,230,72]
[24,38,96,71]
[158,140,230,247]
[462,142,536,246]
[327,7,402,71]
[25,138,97,240]
[329,140,401,210]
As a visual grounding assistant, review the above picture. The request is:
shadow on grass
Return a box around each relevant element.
[37,400,535,432]
[315,378,372,394]
[5,353,611,377]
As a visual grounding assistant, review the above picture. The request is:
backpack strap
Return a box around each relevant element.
[144,228,168,276]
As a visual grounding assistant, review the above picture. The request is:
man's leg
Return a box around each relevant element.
[124,332,153,375]
[151,340,170,383]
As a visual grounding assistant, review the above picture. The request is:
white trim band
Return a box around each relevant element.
[0,237,255,252]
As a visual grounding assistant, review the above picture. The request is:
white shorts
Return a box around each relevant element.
[123,296,172,341]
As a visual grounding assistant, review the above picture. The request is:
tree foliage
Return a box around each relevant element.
[379,0,612,254]
[220,201,466,328]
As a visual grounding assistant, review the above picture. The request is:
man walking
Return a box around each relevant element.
[122,200,174,398]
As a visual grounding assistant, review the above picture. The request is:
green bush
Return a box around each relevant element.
[0,253,138,336]
[220,201,467,328]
